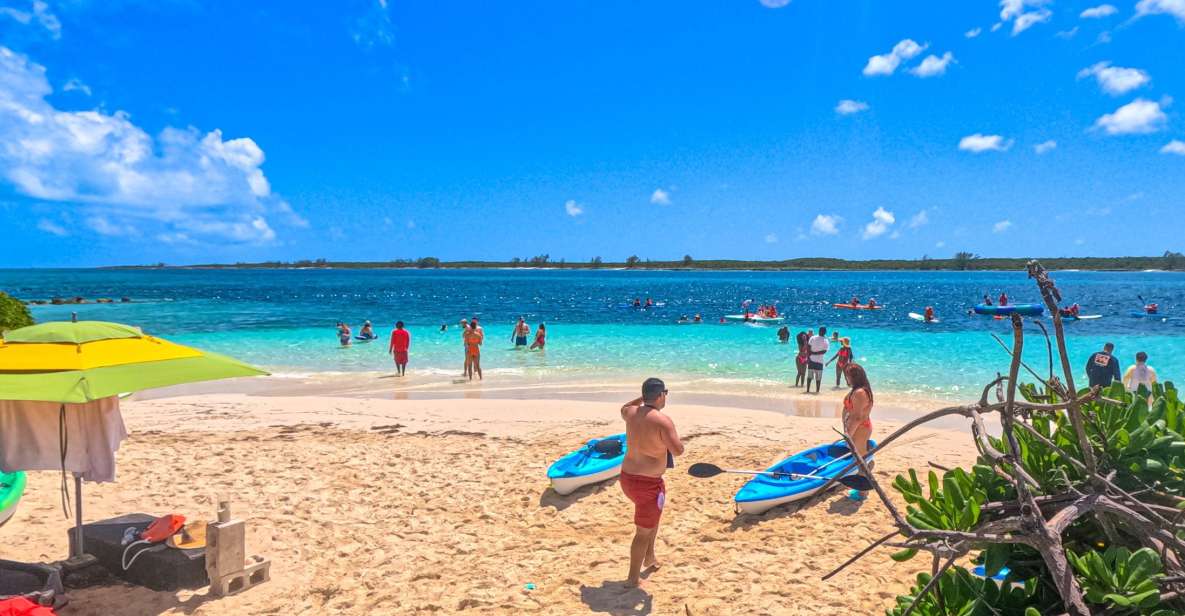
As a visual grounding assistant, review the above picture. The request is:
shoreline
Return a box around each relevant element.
[138,373,977,430]
[2,392,979,615]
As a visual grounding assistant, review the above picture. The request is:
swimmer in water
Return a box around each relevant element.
[337,322,351,346]
[359,320,375,340]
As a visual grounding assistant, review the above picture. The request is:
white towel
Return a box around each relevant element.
[0,397,128,483]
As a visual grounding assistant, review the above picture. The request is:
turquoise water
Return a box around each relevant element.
[3,268,1183,404]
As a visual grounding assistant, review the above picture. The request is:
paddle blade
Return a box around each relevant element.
[838,474,874,491]
[688,462,724,478]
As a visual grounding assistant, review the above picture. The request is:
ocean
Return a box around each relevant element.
[3,268,1183,407]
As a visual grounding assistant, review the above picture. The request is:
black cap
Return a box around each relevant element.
[642,377,666,401]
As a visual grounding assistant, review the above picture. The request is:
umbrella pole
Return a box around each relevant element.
[72,473,84,557]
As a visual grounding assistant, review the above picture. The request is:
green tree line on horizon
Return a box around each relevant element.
[106,250,1185,272]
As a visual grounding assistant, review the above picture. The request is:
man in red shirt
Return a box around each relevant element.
[389,321,411,376]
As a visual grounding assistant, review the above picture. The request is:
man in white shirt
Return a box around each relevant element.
[806,326,830,394]
[1123,351,1157,393]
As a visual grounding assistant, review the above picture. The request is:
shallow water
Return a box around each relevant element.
[4,268,1183,404]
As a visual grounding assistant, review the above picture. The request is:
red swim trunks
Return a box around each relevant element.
[394,351,408,364]
[619,471,666,528]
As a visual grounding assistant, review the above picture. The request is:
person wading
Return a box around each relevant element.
[619,378,683,587]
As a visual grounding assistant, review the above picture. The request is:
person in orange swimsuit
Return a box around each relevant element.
[842,363,874,500]
[464,321,483,381]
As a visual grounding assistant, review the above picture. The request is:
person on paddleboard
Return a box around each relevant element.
[619,378,683,588]
[850,296,860,307]
[1085,342,1121,388]
[359,320,375,340]
[998,292,1009,306]
[1146,302,1160,314]
[982,294,993,306]
[924,306,935,322]
[389,321,410,376]
[842,363,874,501]
[866,298,877,309]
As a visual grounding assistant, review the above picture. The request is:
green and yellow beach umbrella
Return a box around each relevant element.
[0,320,267,403]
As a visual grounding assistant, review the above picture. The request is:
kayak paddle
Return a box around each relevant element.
[687,462,873,491]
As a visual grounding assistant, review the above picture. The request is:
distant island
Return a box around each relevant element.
[106,251,1185,272]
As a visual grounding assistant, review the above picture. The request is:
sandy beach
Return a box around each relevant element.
[1,389,978,615]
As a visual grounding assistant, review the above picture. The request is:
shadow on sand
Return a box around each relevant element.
[579,580,652,616]
[538,479,618,511]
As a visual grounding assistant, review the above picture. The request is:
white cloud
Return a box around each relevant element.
[993,220,1013,233]
[810,214,841,236]
[87,215,135,237]
[764,232,779,243]
[1077,62,1150,96]
[935,240,946,248]
[965,27,982,38]
[835,99,869,115]
[959,133,1013,153]
[991,22,1004,32]
[1161,140,1185,155]
[1080,4,1118,18]
[1056,27,1079,39]
[908,210,929,229]
[1034,140,1057,154]
[863,39,926,77]
[1096,31,1113,44]
[564,199,583,217]
[650,188,671,205]
[36,218,66,236]
[909,52,955,78]
[1000,0,1052,34]
[0,1,60,39]
[0,47,300,244]
[1093,98,1169,135]
[759,0,791,7]
[62,78,91,97]
[350,0,395,48]
[862,207,895,240]
[1013,9,1052,34]
[1136,0,1185,22]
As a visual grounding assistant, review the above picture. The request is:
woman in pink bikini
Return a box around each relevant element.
[842,363,874,499]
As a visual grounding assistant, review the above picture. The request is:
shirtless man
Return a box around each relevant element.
[619,378,684,587]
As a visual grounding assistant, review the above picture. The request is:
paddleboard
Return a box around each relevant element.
[354,335,378,342]
[833,304,882,310]
[1131,311,1168,319]
[0,470,26,527]
[734,440,876,515]
[723,314,784,323]
[973,303,1044,316]
[547,434,627,495]
[1062,314,1102,321]
[908,312,939,323]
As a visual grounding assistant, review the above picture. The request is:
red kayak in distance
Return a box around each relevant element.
[832,303,883,310]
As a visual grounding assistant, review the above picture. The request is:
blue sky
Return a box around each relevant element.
[0,0,1183,267]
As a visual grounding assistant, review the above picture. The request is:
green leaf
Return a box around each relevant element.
[890,548,917,562]
[983,544,1009,578]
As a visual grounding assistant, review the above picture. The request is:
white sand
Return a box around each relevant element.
[1,393,978,615]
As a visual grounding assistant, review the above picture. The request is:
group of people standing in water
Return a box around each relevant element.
[335,316,549,382]
[779,325,854,393]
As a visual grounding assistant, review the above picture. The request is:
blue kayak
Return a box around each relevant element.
[973,303,1044,316]
[1131,311,1168,319]
[547,434,627,495]
[735,440,876,514]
